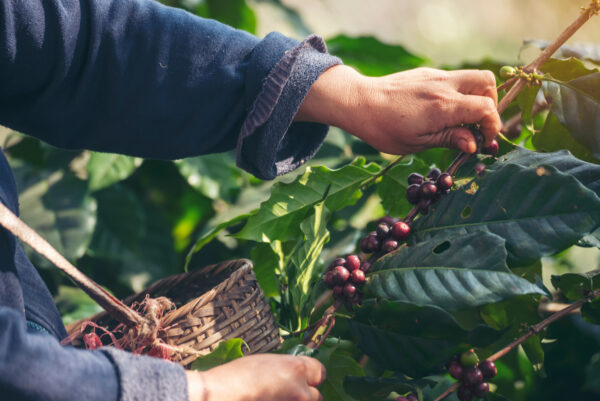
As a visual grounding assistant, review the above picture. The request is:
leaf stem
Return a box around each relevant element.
[433,289,600,401]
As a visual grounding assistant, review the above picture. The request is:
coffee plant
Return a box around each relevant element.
[2,1,599,401]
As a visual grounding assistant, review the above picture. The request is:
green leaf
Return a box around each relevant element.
[551,270,600,301]
[367,266,545,312]
[190,338,246,371]
[411,163,600,266]
[86,152,141,192]
[205,0,256,34]
[250,242,280,298]
[377,157,429,217]
[372,231,510,273]
[517,85,540,133]
[344,375,435,401]
[236,158,381,242]
[582,297,600,325]
[320,351,365,401]
[326,35,428,76]
[349,320,460,377]
[522,335,545,375]
[14,162,97,263]
[533,112,600,164]
[526,43,600,66]
[175,153,243,201]
[289,201,330,314]
[542,72,600,158]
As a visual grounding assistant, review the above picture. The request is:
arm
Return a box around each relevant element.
[0,0,340,179]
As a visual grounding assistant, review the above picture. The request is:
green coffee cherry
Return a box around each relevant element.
[499,66,516,79]
[460,349,480,367]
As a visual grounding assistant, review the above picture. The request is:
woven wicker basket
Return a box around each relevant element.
[66,259,282,367]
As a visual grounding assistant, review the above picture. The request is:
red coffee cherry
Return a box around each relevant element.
[343,282,357,298]
[391,221,411,241]
[406,184,421,205]
[323,271,336,288]
[473,382,490,398]
[448,361,463,380]
[427,167,442,180]
[332,285,344,299]
[463,367,483,386]
[420,182,438,200]
[333,266,350,284]
[408,173,424,185]
[350,269,365,285]
[478,360,497,379]
[436,173,453,191]
[482,139,499,156]
[457,384,473,401]
[382,239,398,253]
[346,254,362,271]
[360,261,371,273]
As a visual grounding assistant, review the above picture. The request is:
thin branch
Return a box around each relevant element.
[0,202,145,328]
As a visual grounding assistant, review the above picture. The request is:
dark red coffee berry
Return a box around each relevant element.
[332,285,344,299]
[478,360,497,379]
[406,184,421,205]
[366,235,380,252]
[350,269,365,285]
[418,199,430,215]
[406,393,418,401]
[482,139,499,156]
[331,257,346,268]
[343,282,357,298]
[360,236,370,253]
[420,182,438,200]
[437,173,453,191]
[382,239,398,252]
[376,222,391,240]
[408,173,424,185]
[323,271,336,288]
[457,384,473,401]
[391,221,411,241]
[346,254,362,271]
[463,367,483,386]
[360,261,371,273]
[333,266,350,284]
[473,382,490,398]
[427,167,442,180]
[475,162,486,177]
[445,354,460,369]
[448,361,463,380]
[378,215,398,226]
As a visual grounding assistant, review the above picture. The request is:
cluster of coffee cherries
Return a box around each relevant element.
[395,393,418,401]
[405,168,454,215]
[359,215,412,255]
[323,254,369,307]
[446,349,497,401]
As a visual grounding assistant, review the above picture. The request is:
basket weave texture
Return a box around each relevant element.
[67,259,281,367]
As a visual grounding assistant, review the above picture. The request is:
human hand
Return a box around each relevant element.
[186,354,326,401]
[296,65,501,155]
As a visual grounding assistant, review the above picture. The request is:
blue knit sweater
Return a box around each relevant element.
[0,0,341,400]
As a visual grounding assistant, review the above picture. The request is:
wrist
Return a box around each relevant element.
[185,371,209,401]
[295,65,366,129]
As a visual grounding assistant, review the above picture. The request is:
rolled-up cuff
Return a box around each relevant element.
[101,347,188,401]
[237,34,342,180]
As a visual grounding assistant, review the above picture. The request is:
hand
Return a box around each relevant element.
[296,65,502,155]
[186,354,326,401]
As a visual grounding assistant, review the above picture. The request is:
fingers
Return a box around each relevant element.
[444,94,501,146]
[298,356,327,387]
[433,127,479,154]
[307,386,323,401]
[449,69,498,106]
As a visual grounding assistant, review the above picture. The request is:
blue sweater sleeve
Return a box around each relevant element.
[0,0,341,179]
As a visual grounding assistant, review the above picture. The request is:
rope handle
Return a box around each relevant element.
[0,202,145,328]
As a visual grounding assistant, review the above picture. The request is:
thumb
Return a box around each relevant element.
[441,127,478,154]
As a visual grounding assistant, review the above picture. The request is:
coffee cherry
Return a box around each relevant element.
[366,235,380,252]
[408,173,424,185]
[463,367,483,386]
[473,382,490,398]
[499,65,516,79]
[460,349,480,367]
[378,215,399,226]
[448,361,463,380]
[445,354,460,369]
[343,282,357,298]
[332,285,344,299]
[390,221,411,241]
[436,173,453,191]
[329,257,346,271]
[457,384,474,401]
[346,254,362,271]
[350,269,365,285]
[360,261,371,273]
[418,199,430,215]
[406,394,418,401]
[482,139,499,156]
[376,222,391,240]
[323,271,336,288]
[475,163,486,177]
[406,184,421,205]
[427,167,442,181]
[333,266,350,284]
[478,360,497,379]
[420,182,438,200]
[360,237,370,253]
[382,239,398,252]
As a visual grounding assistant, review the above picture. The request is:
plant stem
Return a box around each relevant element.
[434,289,600,401]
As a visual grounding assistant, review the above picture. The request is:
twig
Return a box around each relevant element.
[434,290,600,401]
[0,202,145,328]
